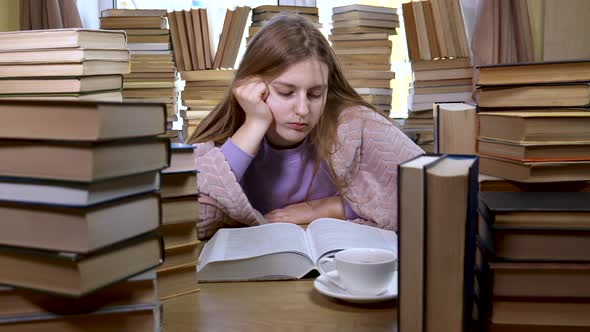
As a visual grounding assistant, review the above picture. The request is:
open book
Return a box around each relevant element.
[197,218,397,282]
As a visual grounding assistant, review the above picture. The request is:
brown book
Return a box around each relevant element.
[122,88,176,98]
[413,67,473,81]
[212,9,234,69]
[337,54,391,64]
[0,138,169,182]
[478,173,590,192]
[543,0,590,62]
[331,26,396,35]
[334,47,392,55]
[411,58,471,71]
[157,262,199,300]
[489,298,590,327]
[0,193,160,252]
[0,61,129,78]
[101,9,167,17]
[412,1,431,60]
[347,79,391,89]
[486,322,590,332]
[343,70,394,80]
[174,10,193,71]
[333,4,396,15]
[221,6,243,68]
[412,78,473,87]
[126,28,170,36]
[159,239,200,270]
[332,11,397,22]
[360,94,392,105]
[478,139,590,162]
[160,220,197,249]
[332,19,398,29]
[410,84,472,94]
[434,102,476,154]
[129,53,173,62]
[99,16,167,29]
[254,5,318,15]
[167,143,197,172]
[0,271,156,317]
[402,2,421,62]
[478,60,590,86]
[0,75,122,95]
[488,261,590,298]
[162,195,199,224]
[228,6,251,68]
[428,0,448,58]
[180,68,235,81]
[422,1,441,59]
[447,0,470,57]
[398,155,444,332]
[329,32,389,41]
[0,29,127,51]
[189,9,206,70]
[160,170,198,198]
[332,39,391,49]
[478,111,590,143]
[0,232,162,297]
[199,9,213,69]
[123,81,175,89]
[167,11,185,70]
[0,90,122,102]
[181,10,197,70]
[0,303,161,332]
[0,100,165,141]
[479,155,590,183]
[0,48,129,64]
[424,155,478,332]
[127,34,169,43]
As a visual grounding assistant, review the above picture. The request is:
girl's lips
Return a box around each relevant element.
[287,123,307,130]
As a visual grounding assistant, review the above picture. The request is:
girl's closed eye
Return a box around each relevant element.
[278,90,293,97]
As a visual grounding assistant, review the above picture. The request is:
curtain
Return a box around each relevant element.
[20,0,82,30]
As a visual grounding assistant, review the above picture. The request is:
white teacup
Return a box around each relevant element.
[317,248,397,296]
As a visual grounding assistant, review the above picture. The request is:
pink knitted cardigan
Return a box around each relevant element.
[193,106,423,239]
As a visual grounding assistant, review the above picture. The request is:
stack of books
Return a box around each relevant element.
[476,60,590,185]
[157,143,200,300]
[179,69,235,141]
[476,191,590,332]
[0,29,128,102]
[248,5,319,44]
[100,9,180,142]
[0,100,168,330]
[329,4,398,117]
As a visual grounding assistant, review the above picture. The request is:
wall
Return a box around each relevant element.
[0,0,20,31]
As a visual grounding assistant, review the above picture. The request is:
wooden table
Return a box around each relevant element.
[162,279,398,332]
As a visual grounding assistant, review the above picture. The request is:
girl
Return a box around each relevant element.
[187,14,422,239]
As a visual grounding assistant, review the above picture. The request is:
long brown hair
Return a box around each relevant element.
[186,14,379,206]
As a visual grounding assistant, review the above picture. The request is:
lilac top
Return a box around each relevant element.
[220,137,359,219]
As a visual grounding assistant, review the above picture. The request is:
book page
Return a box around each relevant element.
[306,218,398,263]
[198,223,312,267]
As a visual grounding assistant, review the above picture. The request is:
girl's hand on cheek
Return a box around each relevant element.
[232,77,274,126]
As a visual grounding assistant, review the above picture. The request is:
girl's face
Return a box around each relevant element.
[265,57,329,148]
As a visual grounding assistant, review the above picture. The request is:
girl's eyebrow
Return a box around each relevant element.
[271,80,327,90]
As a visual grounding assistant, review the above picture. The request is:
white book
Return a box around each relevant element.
[197,218,398,282]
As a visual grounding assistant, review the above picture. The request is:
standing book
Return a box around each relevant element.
[197,218,397,282]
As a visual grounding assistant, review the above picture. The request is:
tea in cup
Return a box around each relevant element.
[317,248,397,296]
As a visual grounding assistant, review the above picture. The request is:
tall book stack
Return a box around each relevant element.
[0,29,129,102]
[157,143,200,300]
[247,5,320,44]
[179,69,235,141]
[329,4,398,117]
[398,154,479,332]
[0,100,168,331]
[472,60,590,331]
[476,192,590,332]
[100,9,180,142]
[399,0,473,150]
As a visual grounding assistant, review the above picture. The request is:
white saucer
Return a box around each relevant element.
[313,271,398,304]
